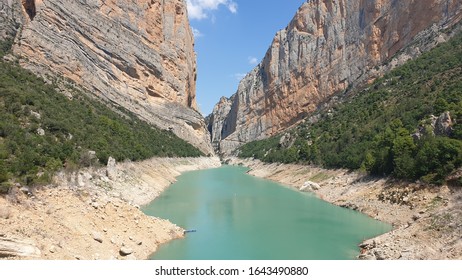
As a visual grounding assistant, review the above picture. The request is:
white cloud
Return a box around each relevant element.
[248,56,258,65]
[187,0,238,20]
[227,2,238,14]
[191,27,203,38]
[187,1,207,20]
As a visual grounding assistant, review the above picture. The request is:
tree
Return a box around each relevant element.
[392,128,417,178]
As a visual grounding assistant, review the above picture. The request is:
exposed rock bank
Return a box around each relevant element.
[228,157,462,260]
[0,156,221,260]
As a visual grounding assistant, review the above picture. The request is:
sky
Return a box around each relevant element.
[186,0,307,115]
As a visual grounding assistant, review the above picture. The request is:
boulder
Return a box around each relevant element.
[434,111,453,136]
[36,128,45,136]
[0,237,41,258]
[30,111,41,119]
[106,156,117,180]
[119,246,133,256]
[92,232,103,243]
[300,181,321,192]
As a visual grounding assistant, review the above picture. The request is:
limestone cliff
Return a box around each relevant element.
[3,0,213,154]
[0,0,23,40]
[209,0,462,155]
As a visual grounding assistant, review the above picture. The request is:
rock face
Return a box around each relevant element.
[3,0,213,154]
[209,0,462,155]
[0,0,23,40]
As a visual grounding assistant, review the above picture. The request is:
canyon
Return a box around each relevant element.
[209,0,462,155]
[0,0,213,154]
[1,0,462,261]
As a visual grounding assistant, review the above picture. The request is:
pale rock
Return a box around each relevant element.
[77,173,85,188]
[434,111,453,136]
[119,246,133,256]
[87,151,96,159]
[106,156,117,180]
[19,186,31,195]
[300,181,321,192]
[30,111,41,119]
[6,0,213,154]
[279,133,295,149]
[92,232,103,243]
[0,237,41,258]
[36,128,45,136]
[0,0,23,40]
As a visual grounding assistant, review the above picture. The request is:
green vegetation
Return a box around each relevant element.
[239,31,462,185]
[0,39,13,57]
[0,43,203,187]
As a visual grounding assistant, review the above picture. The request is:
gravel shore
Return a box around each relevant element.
[0,157,221,260]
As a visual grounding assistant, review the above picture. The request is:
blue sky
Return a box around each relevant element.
[186,0,307,115]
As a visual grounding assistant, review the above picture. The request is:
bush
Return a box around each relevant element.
[0,51,203,186]
[238,31,462,185]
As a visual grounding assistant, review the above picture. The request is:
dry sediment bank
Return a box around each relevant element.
[0,156,221,260]
[227,157,462,260]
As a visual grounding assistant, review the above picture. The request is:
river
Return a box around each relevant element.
[142,165,391,259]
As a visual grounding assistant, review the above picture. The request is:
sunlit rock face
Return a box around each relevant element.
[3,0,213,154]
[209,0,462,155]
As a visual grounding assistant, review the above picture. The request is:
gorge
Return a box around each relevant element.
[1,0,462,260]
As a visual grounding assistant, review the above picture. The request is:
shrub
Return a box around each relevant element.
[0,50,203,186]
[238,31,462,185]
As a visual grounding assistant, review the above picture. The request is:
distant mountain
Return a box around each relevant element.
[209,0,462,156]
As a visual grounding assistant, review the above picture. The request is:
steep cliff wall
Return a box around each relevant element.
[0,0,23,40]
[210,0,462,155]
[4,0,213,154]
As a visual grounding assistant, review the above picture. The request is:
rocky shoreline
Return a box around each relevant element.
[227,157,462,260]
[0,156,221,260]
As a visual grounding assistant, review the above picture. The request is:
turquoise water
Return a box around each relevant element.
[143,165,391,260]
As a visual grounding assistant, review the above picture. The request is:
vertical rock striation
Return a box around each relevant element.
[209,0,462,155]
[3,0,213,154]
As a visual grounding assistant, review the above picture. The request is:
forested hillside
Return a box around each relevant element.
[0,42,203,189]
[239,32,462,185]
